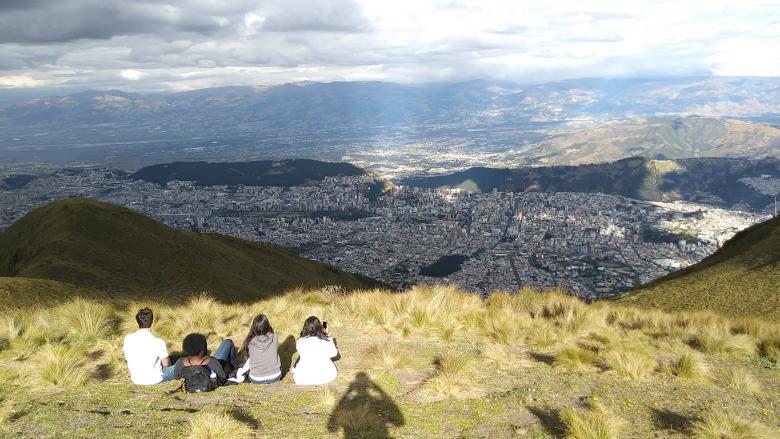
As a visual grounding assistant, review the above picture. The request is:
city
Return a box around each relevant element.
[0,166,765,298]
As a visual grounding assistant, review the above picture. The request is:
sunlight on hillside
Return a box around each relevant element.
[0,286,779,438]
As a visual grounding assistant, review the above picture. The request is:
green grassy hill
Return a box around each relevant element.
[616,215,780,319]
[0,198,377,303]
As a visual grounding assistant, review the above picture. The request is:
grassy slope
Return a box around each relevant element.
[617,216,780,320]
[0,198,377,303]
[0,287,778,438]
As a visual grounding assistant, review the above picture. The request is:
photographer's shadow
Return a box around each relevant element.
[327,372,404,439]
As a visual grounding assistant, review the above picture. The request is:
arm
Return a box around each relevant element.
[210,359,227,380]
[172,359,183,379]
[326,338,338,359]
[161,357,171,368]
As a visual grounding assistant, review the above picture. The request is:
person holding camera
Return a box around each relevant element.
[292,316,339,385]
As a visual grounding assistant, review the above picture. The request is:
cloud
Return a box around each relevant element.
[0,0,777,96]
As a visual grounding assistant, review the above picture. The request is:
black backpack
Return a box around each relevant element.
[180,361,216,393]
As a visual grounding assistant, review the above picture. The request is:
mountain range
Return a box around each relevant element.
[2,77,780,169]
[0,198,378,305]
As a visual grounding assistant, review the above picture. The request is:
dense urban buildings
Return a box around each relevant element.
[0,166,766,298]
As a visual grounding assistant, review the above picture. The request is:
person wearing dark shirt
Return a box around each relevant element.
[173,333,237,382]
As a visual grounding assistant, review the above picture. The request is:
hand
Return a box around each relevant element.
[228,375,245,384]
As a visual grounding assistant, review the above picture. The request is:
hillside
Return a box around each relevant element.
[131,159,366,186]
[0,288,778,438]
[510,116,780,165]
[404,157,780,209]
[0,198,377,302]
[617,215,780,319]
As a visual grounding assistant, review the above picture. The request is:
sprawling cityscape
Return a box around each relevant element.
[0,165,765,298]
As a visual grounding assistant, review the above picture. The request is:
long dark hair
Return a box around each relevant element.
[300,315,329,340]
[242,314,274,353]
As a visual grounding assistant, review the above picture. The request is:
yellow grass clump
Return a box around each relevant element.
[599,343,657,379]
[33,344,89,387]
[721,367,762,395]
[560,404,623,439]
[554,346,599,371]
[668,352,709,381]
[187,410,254,439]
[690,411,771,439]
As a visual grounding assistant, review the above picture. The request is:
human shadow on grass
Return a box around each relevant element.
[527,405,565,437]
[327,372,404,439]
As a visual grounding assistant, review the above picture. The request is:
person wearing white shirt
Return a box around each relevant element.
[122,308,173,385]
[292,316,339,385]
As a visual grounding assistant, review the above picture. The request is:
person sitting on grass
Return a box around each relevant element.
[230,314,282,384]
[123,307,174,385]
[292,316,339,385]
[173,333,238,386]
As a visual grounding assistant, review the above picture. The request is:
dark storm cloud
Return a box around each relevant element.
[0,0,230,43]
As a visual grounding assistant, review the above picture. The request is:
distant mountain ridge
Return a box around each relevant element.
[616,215,780,319]
[403,157,780,210]
[508,116,780,165]
[0,198,379,304]
[2,77,780,168]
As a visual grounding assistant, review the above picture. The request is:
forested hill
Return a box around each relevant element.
[131,159,366,186]
[403,157,780,210]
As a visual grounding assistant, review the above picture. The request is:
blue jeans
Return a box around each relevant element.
[212,339,238,371]
[161,365,175,382]
[249,374,282,384]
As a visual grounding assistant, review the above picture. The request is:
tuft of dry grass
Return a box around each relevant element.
[554,347,598,371]
[721,367,761,395]
[54,298,116,343]
[187,410,254,439]
[363,340,411,374]
[560,404,623,439]
[690,411,770,439]
[668,352,708,381]
[599,343,657,379]
[695,332,756,357]
[426,352,477,398]
[33,344,89,387]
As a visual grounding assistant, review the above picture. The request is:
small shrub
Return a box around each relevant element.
[187,410,253,439]
[554,347,598,371]
[668,352,708,381]
[599,344,656,379]
[691,411,769,439]
[33,344,89,387]
[721,367,761,395]
[560,404,622,439]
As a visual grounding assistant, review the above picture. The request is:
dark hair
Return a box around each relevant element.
[242,314,274,354]
[135,308,153,328]
[183,333,208,357]
[300,316,329,340]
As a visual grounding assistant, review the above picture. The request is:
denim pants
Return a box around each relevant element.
[161,365,175,382]
[212,338,238,371]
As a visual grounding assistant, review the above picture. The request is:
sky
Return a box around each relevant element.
[0,0,779,96]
